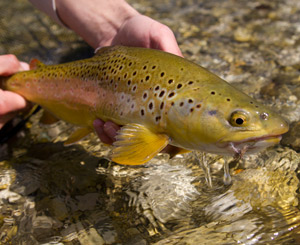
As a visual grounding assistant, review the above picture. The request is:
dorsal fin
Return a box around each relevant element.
[30,59,45,70]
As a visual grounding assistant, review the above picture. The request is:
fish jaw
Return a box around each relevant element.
[217,134,283,157]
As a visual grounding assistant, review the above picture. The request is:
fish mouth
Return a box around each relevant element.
[216,133,283,157]
[235,134,282,145]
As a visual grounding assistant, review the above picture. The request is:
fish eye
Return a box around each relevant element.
[229,111,248,127]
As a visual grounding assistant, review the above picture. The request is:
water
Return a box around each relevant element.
[1,0,300,244]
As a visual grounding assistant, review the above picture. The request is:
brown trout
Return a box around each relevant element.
[2,46,288,165]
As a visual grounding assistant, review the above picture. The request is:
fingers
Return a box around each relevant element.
[149,22,183,57]
[0,90,28,129]
[111,15,183,57]
[19,61,30,71]
[0,90,28,116]
[0,55,23,75]
[0,55,29,114]
[93,119,120,145]
[0,55,29,129]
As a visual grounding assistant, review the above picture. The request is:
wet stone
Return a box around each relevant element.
[76,193,100,211]
[281,121,300,151]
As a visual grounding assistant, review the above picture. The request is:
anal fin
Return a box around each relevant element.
[64,127,92,146]
[111,123,169,165]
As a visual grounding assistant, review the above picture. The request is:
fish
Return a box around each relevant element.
[1,46,289,165]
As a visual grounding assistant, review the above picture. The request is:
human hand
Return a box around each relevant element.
[0,55,29,129]
[111,14,183,57]
[94,14,182,145]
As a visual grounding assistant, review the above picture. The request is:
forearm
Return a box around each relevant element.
[55,0,139,48]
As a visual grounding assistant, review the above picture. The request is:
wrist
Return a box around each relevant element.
[55,0,139,49]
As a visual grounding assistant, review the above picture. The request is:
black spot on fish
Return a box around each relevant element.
[180,102,184,107]
[143,92,148,99]
[160,72,165,77]
[127,80,131,86]
[155,116,161,122]
[152,66,156,69]
[196,104,201,109]
[168,92,175,98]
[159,90,165,98]
[190,108,194,113]
[227,98,231,102]
[155,85,160,91]
[149,102,153,110]
[145,75,150,81]
[141,109,145,116]
[133,71,137,76]
[143,65,147,70]
[188,81,194,85]
[168,79,174,84]
[129,62,132,67]
[160,102,164,110]
[188,99,193,103]
[211,91,216,95]
[177,84,183,89]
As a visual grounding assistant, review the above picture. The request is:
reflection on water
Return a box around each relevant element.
[1,0,300,244]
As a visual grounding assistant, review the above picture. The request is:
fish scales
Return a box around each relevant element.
[2,46,288,165]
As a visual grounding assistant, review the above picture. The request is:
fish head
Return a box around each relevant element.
[199,89,288,156]
[169,84,289,157]
[213,105,288,156]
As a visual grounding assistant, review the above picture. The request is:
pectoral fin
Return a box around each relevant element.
[111,123,169,165]
[64,127,92,146]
